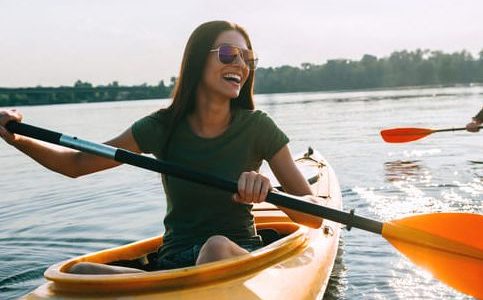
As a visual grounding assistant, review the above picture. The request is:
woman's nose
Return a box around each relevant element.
[233,53,247,68]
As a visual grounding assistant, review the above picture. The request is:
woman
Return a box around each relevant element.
[0,21,321,274]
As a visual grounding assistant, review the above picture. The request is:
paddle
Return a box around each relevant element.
[5,121,483,298]
[380,126,482,143]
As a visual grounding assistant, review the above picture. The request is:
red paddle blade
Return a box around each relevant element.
[382,213,483,298]
[380,128,434,143]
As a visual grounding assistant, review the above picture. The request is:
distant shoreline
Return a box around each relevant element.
[2,49,483,107]
[1,83,482,108]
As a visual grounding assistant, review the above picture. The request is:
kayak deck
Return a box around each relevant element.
[23,148,342,299]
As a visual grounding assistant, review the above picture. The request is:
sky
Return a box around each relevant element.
[1,0,482,87]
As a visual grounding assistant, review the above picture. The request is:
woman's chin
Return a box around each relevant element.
[222,90,240,99]
[208,85,240,100]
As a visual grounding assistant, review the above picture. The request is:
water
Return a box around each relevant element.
[1,86,482,299]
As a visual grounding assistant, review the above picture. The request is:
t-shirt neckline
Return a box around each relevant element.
[184,109,239,141]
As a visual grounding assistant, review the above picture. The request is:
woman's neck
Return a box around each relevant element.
[189,92,232,138]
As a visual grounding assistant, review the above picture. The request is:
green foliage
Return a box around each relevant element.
[1,49,482,107]
[254,49,483,93]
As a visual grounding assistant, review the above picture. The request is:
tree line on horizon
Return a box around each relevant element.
[1,48,483,107]
[255,49,483,93]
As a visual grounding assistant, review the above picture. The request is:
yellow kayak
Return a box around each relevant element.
[23,149,342,300]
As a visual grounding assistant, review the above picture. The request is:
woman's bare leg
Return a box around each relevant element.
[196,235,248,265]
[68,262,145,274]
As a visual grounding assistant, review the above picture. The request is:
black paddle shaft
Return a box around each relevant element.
[433,127,482,133]
[5,121,383,234]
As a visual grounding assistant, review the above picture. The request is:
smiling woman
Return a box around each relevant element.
[0,20,321,274]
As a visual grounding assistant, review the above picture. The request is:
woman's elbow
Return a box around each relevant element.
[65,171,81,179]
[55,168,83,179]
[62,152,92,178]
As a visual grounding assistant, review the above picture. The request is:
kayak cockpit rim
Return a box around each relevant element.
[43,222,310,293]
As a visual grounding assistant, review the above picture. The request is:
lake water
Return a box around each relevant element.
[0,86,482,299]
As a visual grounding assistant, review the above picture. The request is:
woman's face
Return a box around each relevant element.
[199,30,251,100]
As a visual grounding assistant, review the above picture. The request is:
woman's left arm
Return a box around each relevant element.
[268,145,324,228]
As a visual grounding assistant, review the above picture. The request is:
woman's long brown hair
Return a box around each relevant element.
[160,21,256,158]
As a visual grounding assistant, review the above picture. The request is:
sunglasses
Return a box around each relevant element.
[210,44,258,70]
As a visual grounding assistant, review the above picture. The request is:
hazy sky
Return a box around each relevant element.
[1,0,482,87]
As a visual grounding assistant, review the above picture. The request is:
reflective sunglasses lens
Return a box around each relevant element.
[242,49,258,69]
[217,45,258,69]
[218,45,239,64]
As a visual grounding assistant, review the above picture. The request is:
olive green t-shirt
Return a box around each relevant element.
[131,108,289,256]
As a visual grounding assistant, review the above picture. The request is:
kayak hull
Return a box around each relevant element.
[23,149,342,300]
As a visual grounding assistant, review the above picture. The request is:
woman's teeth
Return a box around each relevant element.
[223,73,241,83]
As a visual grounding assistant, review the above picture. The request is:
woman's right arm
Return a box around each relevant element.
[0,109,141,178]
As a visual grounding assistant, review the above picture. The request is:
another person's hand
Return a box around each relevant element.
[233,171,272,204]
[0,109,23,144]
[466,118,481,132]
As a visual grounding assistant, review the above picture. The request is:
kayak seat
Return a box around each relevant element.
[258,228,282,245]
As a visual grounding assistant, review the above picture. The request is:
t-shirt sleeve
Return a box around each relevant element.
[255,111,290,161]
[131,111,165,155]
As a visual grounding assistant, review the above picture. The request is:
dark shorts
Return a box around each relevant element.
[154,236,264,270]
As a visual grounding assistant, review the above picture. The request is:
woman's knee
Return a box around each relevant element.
[202,235,233,252]
[197,235,248,265]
